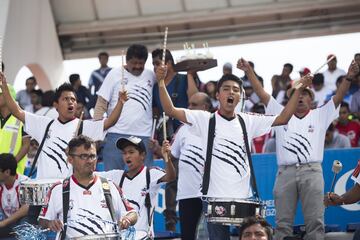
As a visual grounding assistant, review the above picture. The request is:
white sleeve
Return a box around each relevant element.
[96,69,117,102]
[96,170,123,185]
[39,184,62,221]
[183,109,210,138]
[149,168,166,186]
[240,112,277,139]
[83,119,106,141]
[24,112,53,143]
[351,161,360,185]
[265,96,283,115]
[170,126,184,159]
[318,97,340,129]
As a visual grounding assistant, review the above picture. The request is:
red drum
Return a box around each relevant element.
[206,199,265,226]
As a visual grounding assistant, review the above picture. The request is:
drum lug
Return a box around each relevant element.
[230,204,235,216]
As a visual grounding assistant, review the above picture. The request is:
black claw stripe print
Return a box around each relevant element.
[282,132,312,163]
[212,138,248,177]
[42,136,69,172]
[69,209,114,235]
[128,85,152,111]
[180,144,204,176]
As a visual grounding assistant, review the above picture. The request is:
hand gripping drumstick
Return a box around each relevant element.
[293,55,336,90]
[74,111,84,137]
[329,160,343,193]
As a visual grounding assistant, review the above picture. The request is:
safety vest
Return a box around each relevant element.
[0,115,27,174]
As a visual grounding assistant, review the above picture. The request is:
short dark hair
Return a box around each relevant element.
[26,76,37,84]
[313,73,324,86]
[217,74,243,92]
[98,51,109,58]
[151,49,175,67]
[41,90,55,107]
[69,74,80,85]
[54,83,76,103]
[0,153,17,176]
[126,44,148,62]
[239,216,273,240]
[340,101,350,111]
[354,53,360,58]
[68,135,96,154]
[284,63,293,72]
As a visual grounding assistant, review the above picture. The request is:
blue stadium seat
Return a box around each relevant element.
[347,222,360,232]
[325,224,341,233]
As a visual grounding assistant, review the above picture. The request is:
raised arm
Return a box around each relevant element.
[15,135,30,162]
[93,96,109,120]
[333,60,359,108]
[103,90,128,130]
[272,74,313,126]
[186,71,199,99]
[156,66,188,123]
[0,72,25,123]
[237,58,270,105]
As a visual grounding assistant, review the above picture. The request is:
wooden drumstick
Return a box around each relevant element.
[74,111,84,137]
[0,36,3,73]
[329,160,343,193]
[162,27,168,67]
[151,118,157,140]
[162,112,169,162]
[294,55,336,90]
[121,49,125,91]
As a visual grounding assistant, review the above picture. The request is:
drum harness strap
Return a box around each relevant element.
[119,167,153,235]
[201,113,260,200]
[60,176,116,240]
[28,120,84,178]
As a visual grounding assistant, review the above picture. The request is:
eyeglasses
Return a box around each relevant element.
[69,153,97,161]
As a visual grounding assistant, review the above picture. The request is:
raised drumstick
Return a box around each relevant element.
[162,112,167,142]
[329,160,343,193]
[151,118,157,140]
[74,111,84,137]
[294,55,336,90]
[0,36,2,72]
[162,27,168,67]
[121,49,125,91]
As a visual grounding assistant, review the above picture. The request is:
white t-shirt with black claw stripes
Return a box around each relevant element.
[24,112,105,179]
[171,124,205,201]
[266,96,339,166]
[96,67,156,137]
[39,175,132,240]
[0,174,28,218]
[184,109,277,199]
[97,166,165,237]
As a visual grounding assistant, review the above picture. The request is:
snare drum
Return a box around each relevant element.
[206,199,265,226]
[19,179,61,206]
[70,233,121,239]
[121,229,150,240]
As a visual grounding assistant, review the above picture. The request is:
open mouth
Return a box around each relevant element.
[227,97,234,104]
[68,106,74,111]
[126,160,131,164]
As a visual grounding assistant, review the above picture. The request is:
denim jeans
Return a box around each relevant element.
[101,133,153,171]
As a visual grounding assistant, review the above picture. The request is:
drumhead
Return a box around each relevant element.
[70,233,121,239]
[135,230,149,240]
[20,178,62,185]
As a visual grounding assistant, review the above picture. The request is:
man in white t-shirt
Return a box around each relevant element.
[156,59,311,240]
[94,44,156,171]
[170,92,212,239]
[240,58,359,240]
[98,136,175,238]
[39,135,137,240]
[322,54,346,91]
[0,153,29,238]
[0,78,128,179]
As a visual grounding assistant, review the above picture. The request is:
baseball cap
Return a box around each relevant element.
[116,136,146,153]
[286,85,314,100]
[0,84,16,100]
[299,67,311,75]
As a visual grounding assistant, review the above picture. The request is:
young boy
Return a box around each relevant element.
[0,153,29,238]
[98,136,176,238]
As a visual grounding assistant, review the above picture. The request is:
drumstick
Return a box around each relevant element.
[329,160,342,193]
[162,112,168,162]
[294,55,336,90]
[74,111,84,137]
[151,118,157,140]
[121,49,125,92]
[162,27,168,67]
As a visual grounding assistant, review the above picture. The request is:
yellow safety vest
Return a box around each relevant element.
[0,115,27,174]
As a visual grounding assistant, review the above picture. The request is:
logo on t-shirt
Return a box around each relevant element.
[308,124,315,133]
